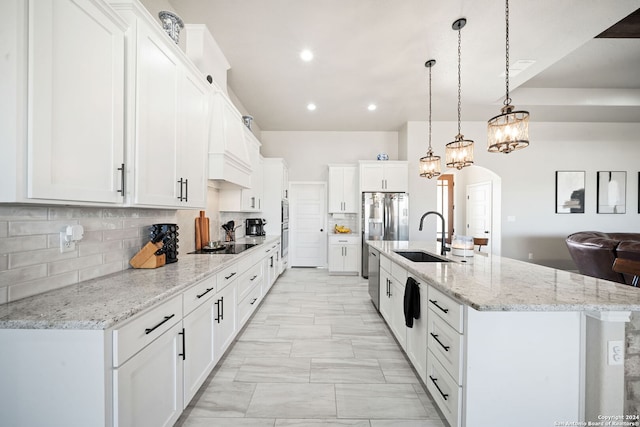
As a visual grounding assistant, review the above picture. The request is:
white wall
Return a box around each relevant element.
[260,131,398,181]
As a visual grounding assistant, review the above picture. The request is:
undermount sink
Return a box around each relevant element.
[394,250,451,263]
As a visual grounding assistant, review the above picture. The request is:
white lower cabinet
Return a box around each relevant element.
[114,321,184,427]
[0,240,284,427]
[328,235,360,275]
[379,257,407,349]
[183,296,216,405]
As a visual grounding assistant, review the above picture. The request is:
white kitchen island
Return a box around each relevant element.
[367,240,640,427]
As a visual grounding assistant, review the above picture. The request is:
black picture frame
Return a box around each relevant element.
[555,171,585,214]
[597,171,626,214]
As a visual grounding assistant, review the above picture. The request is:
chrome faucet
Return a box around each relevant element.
[419,211,450,256]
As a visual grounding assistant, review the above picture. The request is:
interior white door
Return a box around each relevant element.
[466,181,492,253]
[290,182,327,267]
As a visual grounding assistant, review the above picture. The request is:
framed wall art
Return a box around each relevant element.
[597,171,626,214]
[555,171,585,214]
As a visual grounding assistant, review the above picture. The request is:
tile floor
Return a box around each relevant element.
[175,268,446,427]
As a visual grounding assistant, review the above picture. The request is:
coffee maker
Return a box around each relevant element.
[245,218,266,236]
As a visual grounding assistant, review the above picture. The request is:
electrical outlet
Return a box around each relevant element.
[608,340,624,365]
[528,253,534,260]
[60,232,76,253]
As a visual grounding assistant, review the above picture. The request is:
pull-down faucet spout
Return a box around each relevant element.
[419,211,449,256]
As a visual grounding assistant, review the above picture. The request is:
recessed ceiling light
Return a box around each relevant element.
[307,103,316,111]
[300,49,314,62]
[367,104,377,111]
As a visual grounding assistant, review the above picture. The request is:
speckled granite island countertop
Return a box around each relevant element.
[367,240,640,312]
[0,236,280,330]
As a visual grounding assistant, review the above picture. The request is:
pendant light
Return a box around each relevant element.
[446,18,474,170]
[487,0,530,153]
[419,59,441,179]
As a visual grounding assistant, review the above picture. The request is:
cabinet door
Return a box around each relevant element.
[342,166,359,212]
[389,277,407,350]
[328,167,345,213]
[406,281,428,383]
[114,322,184,427]
[383,163,408,192]
[177,71,209,209]
[213,282,237,358]
[131,22,180,206]
[360,163,385,192]
[28,0,125,203]
[343,243,360,273]
[183,299,215,406]
[328,244,345,272]
[379,268,393,324]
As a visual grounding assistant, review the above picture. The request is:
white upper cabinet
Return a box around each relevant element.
[328,165,358,213]
[1,0,127,204]
[113,0,209,209]
[359,161,408,192]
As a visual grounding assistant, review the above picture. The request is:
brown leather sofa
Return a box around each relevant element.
[566,231,640,285]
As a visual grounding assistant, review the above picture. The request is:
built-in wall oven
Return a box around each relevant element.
[281,199,289,257]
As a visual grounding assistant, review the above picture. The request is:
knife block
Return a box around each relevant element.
[130,241,166,269]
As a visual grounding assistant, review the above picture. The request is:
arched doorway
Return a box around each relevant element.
[438,165,502,256]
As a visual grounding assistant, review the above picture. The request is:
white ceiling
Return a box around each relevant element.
[170,0,640,131]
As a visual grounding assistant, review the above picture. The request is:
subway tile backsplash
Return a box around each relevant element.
[0,205,176,302]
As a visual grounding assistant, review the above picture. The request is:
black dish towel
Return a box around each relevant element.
[404,277,421,328]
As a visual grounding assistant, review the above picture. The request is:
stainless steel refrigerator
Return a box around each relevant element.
[361,192,409,279]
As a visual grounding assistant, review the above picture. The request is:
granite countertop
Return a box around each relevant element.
[0,236,280,330]
[368,240,640,312]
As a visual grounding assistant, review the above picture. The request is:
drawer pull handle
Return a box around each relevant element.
[250,275,258,281]
[250,298,258,305]
[145,314,175,335]
[430,333,450,351]
[429,299,449,313]
[196,287,214,299]
[429,375,449,401]
[225,272,236,280]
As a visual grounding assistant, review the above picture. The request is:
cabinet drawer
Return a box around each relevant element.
[380,254,391,272]
[428,311,464,384]
[112,294,182,367]
[329,235,359,245]
[391,261,407,284]
[427,286,464,333]
[237,262,263,301]
[427,351,462,427]
[217,257,251,292]
[183,275,217,316]
[237,280,262,326]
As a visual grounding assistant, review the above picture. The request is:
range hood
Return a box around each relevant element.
[185,24,251,189]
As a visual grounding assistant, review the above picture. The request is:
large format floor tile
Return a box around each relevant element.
[175,268,445,426]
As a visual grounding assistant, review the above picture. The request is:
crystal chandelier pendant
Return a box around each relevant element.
[487,0,530,154]
[487,104,529,153]
[446,134,474,170]
[420,148,441,178]
[419,59,441,179]
[445,18,474,170]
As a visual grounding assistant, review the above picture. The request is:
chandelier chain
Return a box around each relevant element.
[457,26,462,136]
[428,65,432,150]
[504,0,511,106]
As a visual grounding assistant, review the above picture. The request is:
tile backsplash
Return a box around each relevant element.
[0,205,176,303]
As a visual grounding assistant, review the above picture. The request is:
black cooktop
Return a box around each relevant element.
[189,243,258,255]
